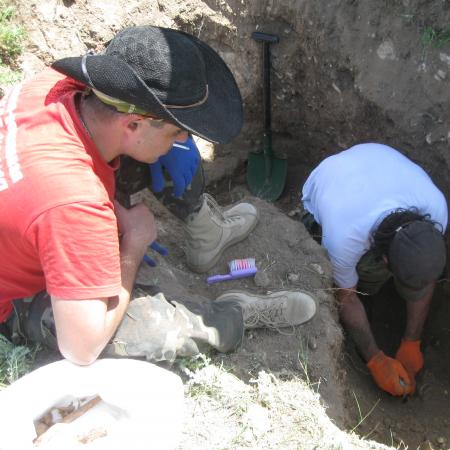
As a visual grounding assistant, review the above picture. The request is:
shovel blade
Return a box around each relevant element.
[247,151,287,201]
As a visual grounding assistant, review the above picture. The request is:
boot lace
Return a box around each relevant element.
[204,193,241,224]
[244,297,295,335]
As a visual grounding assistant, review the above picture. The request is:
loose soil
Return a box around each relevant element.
[5,0,450,449]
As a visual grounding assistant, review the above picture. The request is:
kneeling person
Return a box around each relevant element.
[0,25,316,365]
[301,143,447,396]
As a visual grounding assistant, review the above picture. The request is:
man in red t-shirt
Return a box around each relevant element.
[0,26,317,364]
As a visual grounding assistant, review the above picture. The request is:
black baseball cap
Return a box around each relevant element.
[388,221,446,295]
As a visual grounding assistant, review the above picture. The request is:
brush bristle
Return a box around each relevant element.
[229,258,256,271]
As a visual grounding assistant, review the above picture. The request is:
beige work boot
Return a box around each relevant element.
[185,193,259,273]
[214,290,317,330]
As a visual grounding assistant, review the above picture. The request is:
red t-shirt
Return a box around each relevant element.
[0,68,122,322]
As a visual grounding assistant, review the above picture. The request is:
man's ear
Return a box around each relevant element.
[127,121,139,131]
[122,114,143,132]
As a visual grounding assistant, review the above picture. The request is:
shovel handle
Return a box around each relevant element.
[252,31,279,160]
[263,132,272,178]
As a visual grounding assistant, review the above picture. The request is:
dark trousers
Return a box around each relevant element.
[115,156,205,220]
[2,160,245,361]
[300,211,323,245]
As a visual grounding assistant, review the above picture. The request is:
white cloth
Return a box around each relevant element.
[302,143,448,288]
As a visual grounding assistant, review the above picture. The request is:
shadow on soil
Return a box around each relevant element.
[343,280,450,450]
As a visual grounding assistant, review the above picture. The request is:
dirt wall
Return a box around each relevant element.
[16,1,450,186]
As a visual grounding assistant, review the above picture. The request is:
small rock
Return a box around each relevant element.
[310,263,324,275]
[276,368,292,378]
[377,40,396,60]
[308,338,318,350]
[287,272,300,283]
[287,239,300,248]
[439,52,450,67]
[436,436,446,445]
[254,271,270,288]
[287,208,301,217]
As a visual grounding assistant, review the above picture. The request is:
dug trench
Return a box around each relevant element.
[203,162,450,450]
[36,166,450,450]
[13,0,450,448]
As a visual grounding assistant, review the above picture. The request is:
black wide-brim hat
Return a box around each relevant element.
[51,26,243,144]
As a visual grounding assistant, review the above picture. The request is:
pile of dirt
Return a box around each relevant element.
[139,187,381,449]
[178,364,391,450]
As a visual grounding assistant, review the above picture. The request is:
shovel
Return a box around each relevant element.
[247,31,287,201]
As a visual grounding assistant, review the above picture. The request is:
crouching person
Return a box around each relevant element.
[301,143,447,397]
[0,25,316,365]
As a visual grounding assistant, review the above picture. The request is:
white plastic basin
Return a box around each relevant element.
[0,358,184,450]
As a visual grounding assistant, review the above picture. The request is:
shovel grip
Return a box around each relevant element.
[251,32,279,43]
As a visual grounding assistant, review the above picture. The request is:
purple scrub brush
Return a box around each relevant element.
[207,258,257,284]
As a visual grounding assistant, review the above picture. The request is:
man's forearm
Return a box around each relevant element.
[52,231,150,365]
[403,283,434,340]
[337,288,379,361]
[103,241,146,337]
[100,200,156,350]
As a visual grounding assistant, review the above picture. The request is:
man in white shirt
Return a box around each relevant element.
[302,143,447,397]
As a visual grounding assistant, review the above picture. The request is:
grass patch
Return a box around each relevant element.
[422,26,450,48]
[177,352,212,376]
[0,0,25,88]
[0,1,24,63]
[0,335,39,388]
[350,390,380,434]
[179,354,225,400]
[0,64,22,85]
[297,337,321,392]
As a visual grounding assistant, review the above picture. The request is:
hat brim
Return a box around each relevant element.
[52,33,242,144]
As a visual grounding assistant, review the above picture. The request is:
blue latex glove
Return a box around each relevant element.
[149,135,200,198]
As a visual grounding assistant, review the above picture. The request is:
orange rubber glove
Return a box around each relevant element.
[395,339,423,393]
[367,351,413,396]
